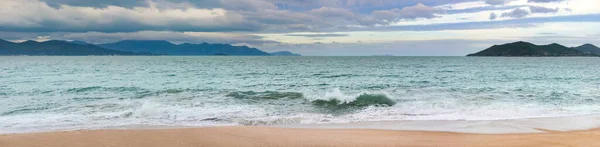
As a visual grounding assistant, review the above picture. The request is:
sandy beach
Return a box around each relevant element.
[1,127,599,147]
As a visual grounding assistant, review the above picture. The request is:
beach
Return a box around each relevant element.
[4,115,600,147]
[3,0,600,145]
[1,126,600,147]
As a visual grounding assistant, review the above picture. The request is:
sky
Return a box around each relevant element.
[0,0,599,56]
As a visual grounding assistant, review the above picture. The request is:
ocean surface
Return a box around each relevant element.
[1,56,600,134]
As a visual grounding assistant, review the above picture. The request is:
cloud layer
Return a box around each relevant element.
[1,0,450,33]
[1,0,593,33]
[1,0,599,55]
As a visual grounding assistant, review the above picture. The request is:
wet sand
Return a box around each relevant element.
[1,127,599,147]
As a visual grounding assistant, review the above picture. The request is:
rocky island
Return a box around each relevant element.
[467,41,599,57]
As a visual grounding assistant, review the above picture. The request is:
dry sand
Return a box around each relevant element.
[1,127,599,147]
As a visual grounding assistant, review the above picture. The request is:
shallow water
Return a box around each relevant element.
[1,56,600,133]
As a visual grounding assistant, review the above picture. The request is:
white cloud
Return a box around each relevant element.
[529,6,559,13]
[0,31,278,45]
[527,0,567,3]
[372,3,444,22]
[485,0,511,5]
[257,22,600,44]
[0,0,257,32]
[437,1,490,10]
[501,8,530,18]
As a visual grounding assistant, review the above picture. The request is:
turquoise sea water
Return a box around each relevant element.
[1,56,600,133]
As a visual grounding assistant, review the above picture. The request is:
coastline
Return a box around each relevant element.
[4,114,600,135]
[2,115,600,147]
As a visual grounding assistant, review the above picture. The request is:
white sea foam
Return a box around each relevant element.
[279,114,600,134]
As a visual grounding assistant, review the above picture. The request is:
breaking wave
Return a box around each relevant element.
[311,94,395,110]
[226,91,304,100]
[226,89,396,111]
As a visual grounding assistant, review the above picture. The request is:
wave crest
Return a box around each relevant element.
[311,93,395,110]
[66,86,144,93]
[226,91,304,100]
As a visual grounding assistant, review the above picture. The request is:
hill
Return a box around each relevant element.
[0,40,150,56]
[271,51,301,56]
[573,44,600,54]
[99,40,271,56]
[467,41,593,56]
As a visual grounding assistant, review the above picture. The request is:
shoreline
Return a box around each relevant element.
[279,114,600,134]
[1,126,600,147]
[4,113,600,135]
[2,115,600,146]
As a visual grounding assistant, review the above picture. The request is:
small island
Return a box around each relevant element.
[467,41,600,57]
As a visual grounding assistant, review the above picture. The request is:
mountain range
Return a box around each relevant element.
[0,39,301,56]
[98,40,271,56]
[573,44,600,54]
[467,41,600,57]
[0,39,149,56]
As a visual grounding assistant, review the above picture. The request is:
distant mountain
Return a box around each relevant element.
[99,40,271,56]
[98,40,175,54]
[573,44,600,54]
[271,51,301,56]
[0,39,150,56]
[467,41,594,57]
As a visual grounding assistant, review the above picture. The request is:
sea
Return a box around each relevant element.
[1,56,600,134]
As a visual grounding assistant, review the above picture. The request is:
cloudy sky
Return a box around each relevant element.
[1,0,599,56]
